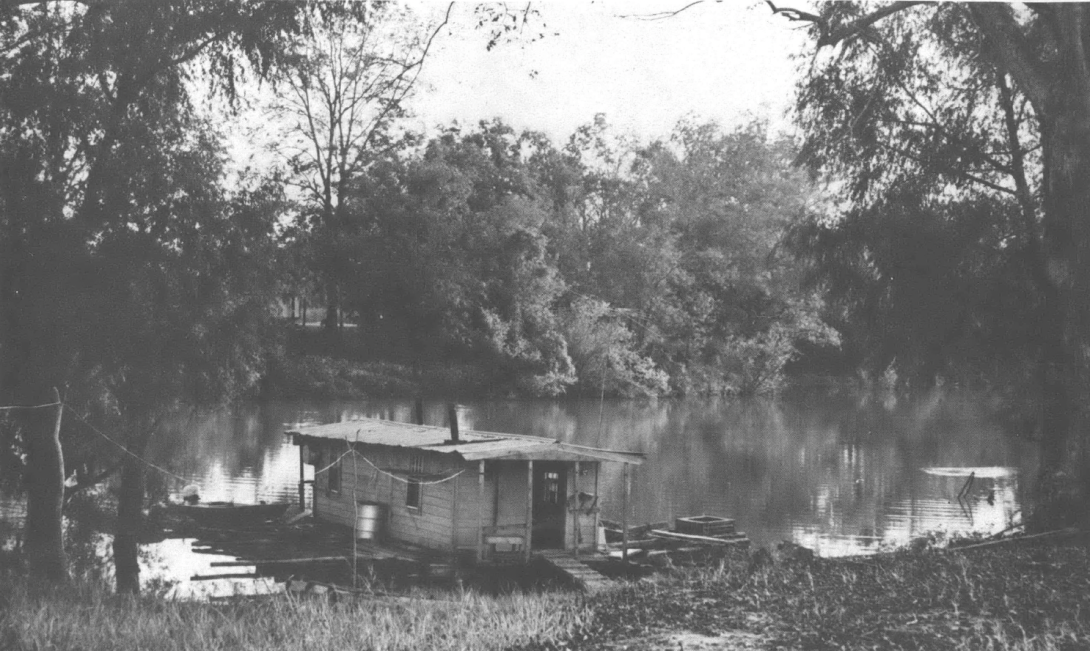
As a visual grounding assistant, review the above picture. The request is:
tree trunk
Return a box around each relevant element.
[1034,73,1090,527]
[114,455,146,594]
[24,387,67,583]
[323,283,340,332]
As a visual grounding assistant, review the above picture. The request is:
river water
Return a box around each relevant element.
[3,390,1034,597]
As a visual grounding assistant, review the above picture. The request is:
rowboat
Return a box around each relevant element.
[173,501,290,527]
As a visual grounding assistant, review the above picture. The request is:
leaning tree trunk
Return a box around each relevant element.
[114,454,146,594]
[23,387,67,583]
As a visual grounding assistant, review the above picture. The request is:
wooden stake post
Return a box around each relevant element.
[573,461,580,556]
[621,464,629,562]
[525,460,534,563]
[298,444,306,510]
[476,461,485,562]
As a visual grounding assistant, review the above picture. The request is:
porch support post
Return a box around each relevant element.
[573,461,581,557]
[298,441,306,510]
[476,461,485,562]
[622,463,630,562]
[525,460,534,563]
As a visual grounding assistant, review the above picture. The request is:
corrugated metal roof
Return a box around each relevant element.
[288,419,643,465]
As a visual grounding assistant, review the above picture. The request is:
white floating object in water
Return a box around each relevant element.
[921,467,1016,479]
[181,484,201,503]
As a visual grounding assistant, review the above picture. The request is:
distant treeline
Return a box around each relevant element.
[281,116,840,397]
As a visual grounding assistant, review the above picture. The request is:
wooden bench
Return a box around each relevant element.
[482,526,527,561]
[484,534,525,547]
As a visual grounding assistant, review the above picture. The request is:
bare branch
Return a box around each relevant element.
[618,1,707,21]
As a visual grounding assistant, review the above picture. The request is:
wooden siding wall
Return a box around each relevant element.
[453,463,493,552]
[311,442,495,553]
[493,461,530,530]
[309,442,604,554]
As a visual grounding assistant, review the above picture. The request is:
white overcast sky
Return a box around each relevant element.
[401,1,811,144]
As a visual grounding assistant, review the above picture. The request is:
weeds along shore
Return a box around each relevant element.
[4,532,1090,651]
[0,579,589,651]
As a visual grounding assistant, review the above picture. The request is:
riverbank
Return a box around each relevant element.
[4,533,1088,650]
[262,354,496,399]
[262,352,864,401]
[543,530,1090,650]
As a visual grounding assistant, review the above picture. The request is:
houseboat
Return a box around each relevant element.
[289,415,644,565]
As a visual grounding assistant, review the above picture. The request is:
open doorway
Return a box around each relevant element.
[531,462,567,549]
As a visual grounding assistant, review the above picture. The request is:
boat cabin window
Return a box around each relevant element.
[543,471,562,505]
[327,451,341,495]
[406,479,422,510]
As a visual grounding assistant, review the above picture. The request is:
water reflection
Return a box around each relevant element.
[1,391,1037,594]
[451,393,1031,555]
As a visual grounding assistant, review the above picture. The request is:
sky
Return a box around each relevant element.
[400,1,811,145]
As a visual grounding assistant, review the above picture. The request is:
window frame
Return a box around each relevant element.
[543,470,562,505]
[326,450,341,495]
[406,478,422,510]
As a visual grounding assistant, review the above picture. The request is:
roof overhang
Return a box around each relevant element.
[288,419,643,465]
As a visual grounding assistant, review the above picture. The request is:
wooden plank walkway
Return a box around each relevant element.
[536,550,616,594]
[164,517,442,580]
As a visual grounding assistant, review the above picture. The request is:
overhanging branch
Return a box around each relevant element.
[967,4,1051,111]
[767,1,926,48]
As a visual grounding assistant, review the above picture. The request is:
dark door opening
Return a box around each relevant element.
[531,462,567,549]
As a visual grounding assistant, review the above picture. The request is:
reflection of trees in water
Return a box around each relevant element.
[454,391,1035,552]
[128,393,1035,554]
[150,403,303,486]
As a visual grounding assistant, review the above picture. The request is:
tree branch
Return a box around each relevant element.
[63,463,119,504]
[764,1,824,27]
[768,1,925,48]
[875,139,1019,199]
[967,4,1051,111]
[619,1,706,21]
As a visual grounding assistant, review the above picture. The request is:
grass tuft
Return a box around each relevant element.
[1,576,590,651]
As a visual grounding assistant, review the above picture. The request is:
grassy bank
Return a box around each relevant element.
[547,532,1090,650]
[0,579,587,651]
[263,354,495,399]
[6,534,1089,650]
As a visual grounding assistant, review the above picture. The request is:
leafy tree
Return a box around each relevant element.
[267,3,444,331]
[552,116,833,395]
[345,121,577,393]
[561,296,668,397]
[0,0,349,589]
[773,1,1090,524]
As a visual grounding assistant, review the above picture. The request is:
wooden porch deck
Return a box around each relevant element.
[536,550,617,594]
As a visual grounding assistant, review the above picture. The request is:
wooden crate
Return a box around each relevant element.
[674,515,735,537]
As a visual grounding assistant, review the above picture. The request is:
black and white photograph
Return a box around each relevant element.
[2,1,1089,649]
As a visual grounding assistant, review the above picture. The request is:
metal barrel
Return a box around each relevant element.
[355,502,384,540]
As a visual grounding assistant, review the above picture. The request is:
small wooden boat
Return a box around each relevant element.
[174,501,290,527]
[599,514,750,565]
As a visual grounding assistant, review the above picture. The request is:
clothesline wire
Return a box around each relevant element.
[311,438,465,485]
[0,399,194,485]
[62,404,191,484]
[1,402,465,489]
[0,401,62,411]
